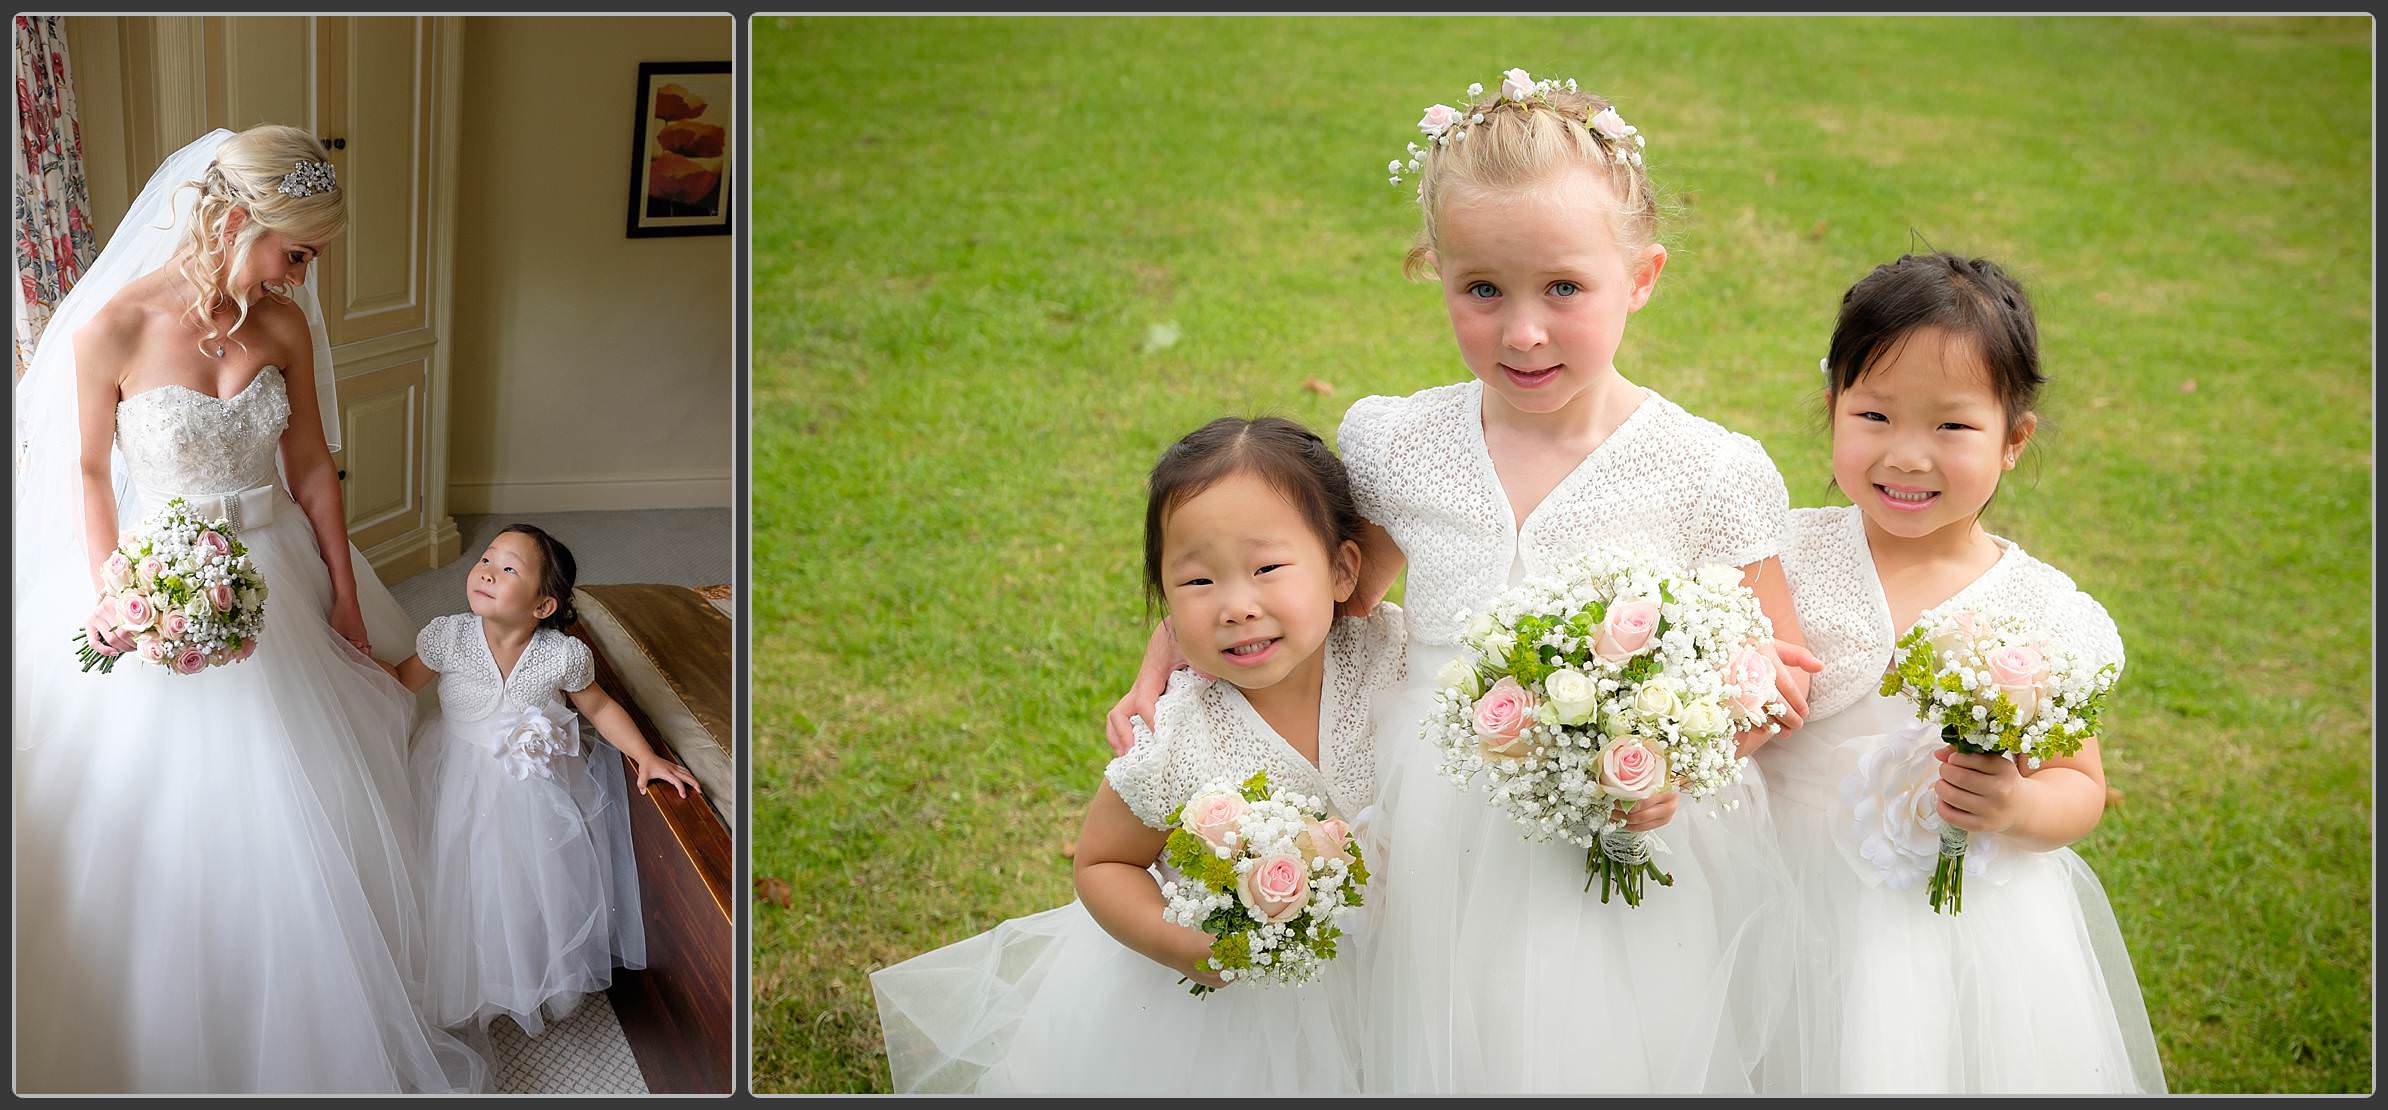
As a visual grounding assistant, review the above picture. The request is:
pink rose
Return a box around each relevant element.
[135,555,164,586]
[1182,791,1251,853]
[1473,676,1537,758]
[161,609,190,639]
[196,530,230,560]
[230,637,258,663]
[1598,737,1669,800]
[1499,67,1536,102]
[1237,852,1311,924]
[206,583,236,613]
[118,593,158,632]
[1986,644,2050,725]
[1418,103,1459,137]
[1299,817,1352,863]
[102,551,132,590]
[1592,599,1661,662]
[1727,646,1776,718]
[172,647,209,675]
[136,635,170,664]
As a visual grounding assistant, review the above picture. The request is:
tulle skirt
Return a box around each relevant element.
[1354,642,1798,1094]
[1754,694,2167,1093]
[12,486,485,1093]
[872,896,1365,1094]
[412,708,645,1036]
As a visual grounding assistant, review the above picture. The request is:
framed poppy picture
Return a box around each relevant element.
[627,60,732,237]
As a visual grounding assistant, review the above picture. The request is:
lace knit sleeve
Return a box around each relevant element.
[1337,394,1400,526]
[558,634,598,694]
[1696,432,1791,569]
[414,615,457,673]
[1102,671,1209,830]
[2050,586,2127,684]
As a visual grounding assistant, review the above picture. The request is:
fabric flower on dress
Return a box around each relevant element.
[496,704,582,781]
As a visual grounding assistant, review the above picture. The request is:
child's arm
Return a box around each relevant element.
[564,681,704,799]
[1073,780,1225,989]
[375,652,437,693]
[1738,555,1824,754]
[1933,738,2107,852]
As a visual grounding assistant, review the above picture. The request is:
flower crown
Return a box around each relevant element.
[275,159,338,199]
[1387,67,1646,188]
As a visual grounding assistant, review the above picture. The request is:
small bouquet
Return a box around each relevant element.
[1870,607,2118,914]
[1426,551,1785,906]
[1157,771,1369,995]
[74,497,268,675]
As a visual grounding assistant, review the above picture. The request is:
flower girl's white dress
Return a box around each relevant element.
[1753,505,2165,1093]
[13,367,484,1092]
[410,613,645,1035]
[870,605,1405,1094]
[1342,381,1796,1094]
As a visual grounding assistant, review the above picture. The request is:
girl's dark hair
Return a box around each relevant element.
[1824,252,2044,428]
[499,523,578,632]
[1142,416,1365,610]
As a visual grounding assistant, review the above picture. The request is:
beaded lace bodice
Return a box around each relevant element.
[1784,505,2128,722]
[113,365,289,497]
[1338,380,1789,646]
[417,613,598,723]
[1106,604,1406,829]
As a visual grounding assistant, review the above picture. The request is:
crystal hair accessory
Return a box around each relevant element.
[1387,68,1647,188]
[275,159,338,199]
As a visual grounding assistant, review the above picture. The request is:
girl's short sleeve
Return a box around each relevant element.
[1104,716,1177,830]
[1696,433,1792,569]
[1337,395,1398,525]
[2055,587,2127,683]
[559,634,598,694]
[1102,671,1209,830]
[414,615,458,673]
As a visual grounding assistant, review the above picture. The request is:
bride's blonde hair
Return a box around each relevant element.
[173,123,345,355]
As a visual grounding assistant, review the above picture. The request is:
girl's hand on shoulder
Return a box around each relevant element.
[635,756,703,799]
[1617,789,1679,833]
[1932,748,2027,835]
[1105,619,1191,756]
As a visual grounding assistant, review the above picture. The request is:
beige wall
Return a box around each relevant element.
[445,15,734,512]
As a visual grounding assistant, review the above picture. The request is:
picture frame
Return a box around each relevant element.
[627,60,732,238]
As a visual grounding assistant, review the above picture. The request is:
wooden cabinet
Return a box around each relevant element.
[64,15,461,580]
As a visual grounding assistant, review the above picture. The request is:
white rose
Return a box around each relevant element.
[1695,564,1744,595]
[1631,682,1681,720]
[1499,67,1535,102]
[1480,631,1517,662]
[1678,697,1730,738]
[1544,668,1597,726]
[1464,611,1496,640]
[1435,656,1484,698]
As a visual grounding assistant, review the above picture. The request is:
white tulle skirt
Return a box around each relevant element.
[1753,693,2167,1093]
[871,893,1366,1094]
[412,705,646,1037]
[11,487,485,1093]
[1354,642,1798,1094]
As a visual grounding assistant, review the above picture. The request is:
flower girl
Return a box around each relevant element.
[872,417,1405,1094]
[384,525,701,1036]
[1755,253,2165,1092]
[1116,70,1819,1094]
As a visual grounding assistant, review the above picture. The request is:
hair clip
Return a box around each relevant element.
[276,159,338,199]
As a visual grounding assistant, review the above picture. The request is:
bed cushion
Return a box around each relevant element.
[571,583,735,826]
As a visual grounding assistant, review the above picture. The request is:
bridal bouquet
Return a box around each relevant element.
[1426,551,1784,906]
[1157,771,1368,995]
[1863,607,2118,914]
[73,497,268,675]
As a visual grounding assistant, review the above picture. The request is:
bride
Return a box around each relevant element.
[12,125,483,1093]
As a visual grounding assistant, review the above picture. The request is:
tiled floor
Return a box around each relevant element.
[487,993,650,1095]
[387,508,731,1095]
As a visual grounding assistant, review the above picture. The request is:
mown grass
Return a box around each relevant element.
[748,16,2372,1093]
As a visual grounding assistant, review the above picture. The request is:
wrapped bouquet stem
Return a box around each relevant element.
[1427,550,1786,907]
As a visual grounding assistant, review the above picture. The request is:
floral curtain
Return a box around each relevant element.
[13,15,96,380]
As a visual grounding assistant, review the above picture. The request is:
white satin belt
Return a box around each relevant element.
[141,482,280,531]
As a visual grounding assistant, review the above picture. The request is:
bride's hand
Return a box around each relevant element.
[329,594,372,657]
[85,601,138,655]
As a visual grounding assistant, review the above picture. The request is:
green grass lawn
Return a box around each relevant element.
[748,15,2372,1093]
